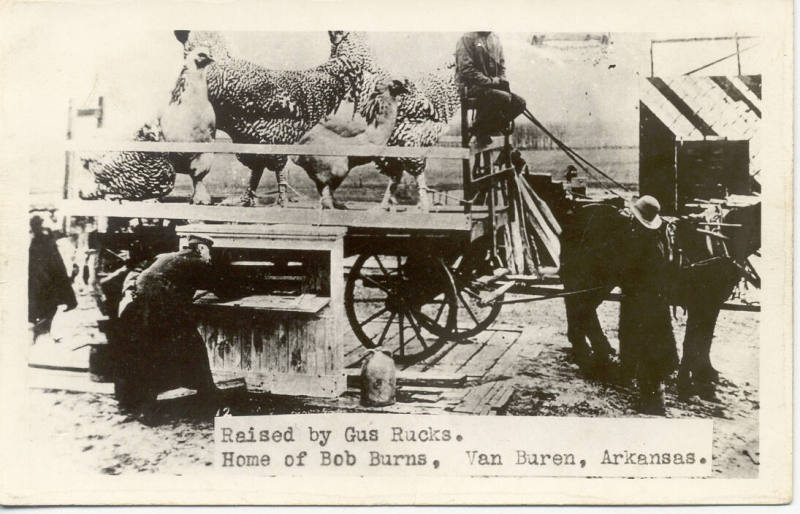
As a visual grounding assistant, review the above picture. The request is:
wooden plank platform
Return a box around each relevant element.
[60,199,474,234]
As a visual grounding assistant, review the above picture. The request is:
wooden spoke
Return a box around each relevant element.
[345,252,455,364]
[377,312,396,347]
[360,306,390,327]
[398,313,404,357]
[359,274,391,294]
[374,256,392,277]
[405,312,429,350]
[458,290,482,325]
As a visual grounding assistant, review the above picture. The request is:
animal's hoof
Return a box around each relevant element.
[637,398,667,416]
[235,190,258,207]
[696,382,720,403]
[191,194,213,206]
[275,192,288,208]
[79,189,102,201]
[676,383,694,402]
[333,201,348,210]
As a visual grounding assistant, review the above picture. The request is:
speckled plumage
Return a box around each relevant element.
[330,32,461,209]
[80,121,176,202]
[178,30,363,206]
[81,48,216,202]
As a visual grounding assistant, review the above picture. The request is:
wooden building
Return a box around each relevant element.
[639,74,761,214]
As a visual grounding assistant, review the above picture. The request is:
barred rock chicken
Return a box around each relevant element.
[328,31,461,211]
[292,78,410,209]
[175,30,365,207]
[80,47,216,203]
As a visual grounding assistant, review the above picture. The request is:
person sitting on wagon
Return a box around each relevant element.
[115,235,229,413]
[455,31,527,147]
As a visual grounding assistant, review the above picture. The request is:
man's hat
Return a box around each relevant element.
[630,195,662,230]
[187,234,214,248]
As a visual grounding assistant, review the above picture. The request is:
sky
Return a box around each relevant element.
[4,29,761,196]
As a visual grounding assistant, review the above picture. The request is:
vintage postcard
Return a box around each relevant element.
[0,0,793,506]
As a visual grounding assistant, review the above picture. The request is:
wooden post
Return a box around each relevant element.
[734,34,742,76]
[484,151,497,262]
[461,99,472,210]
[96,96,104,128]
[63,99,73,201]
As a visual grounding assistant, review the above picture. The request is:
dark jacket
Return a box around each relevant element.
[28,230,77,323]
[455,32,507,96]
[618,218,678,380]
[115,247,224,401]
[129,248,219,329]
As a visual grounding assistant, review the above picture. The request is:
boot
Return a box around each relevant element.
[637,377,666,416]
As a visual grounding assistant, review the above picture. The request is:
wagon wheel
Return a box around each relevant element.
[446,237,505,340]
[345,253,457,366]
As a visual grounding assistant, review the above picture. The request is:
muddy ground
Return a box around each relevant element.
[23,280,759,478]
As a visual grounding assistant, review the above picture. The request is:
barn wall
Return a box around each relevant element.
[676,140,750,211]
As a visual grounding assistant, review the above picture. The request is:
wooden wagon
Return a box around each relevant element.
[61,118,540,397]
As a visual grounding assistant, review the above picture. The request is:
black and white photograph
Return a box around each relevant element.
[0,0,792,506]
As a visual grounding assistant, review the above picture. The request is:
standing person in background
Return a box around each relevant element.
[28,214,77,343]
[455,31,527,146]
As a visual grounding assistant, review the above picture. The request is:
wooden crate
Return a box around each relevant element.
[178,224,347,398]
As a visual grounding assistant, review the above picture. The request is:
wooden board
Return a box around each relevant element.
[27,367,114,395]
[344,369,467,389]
[66,140,470,159]
[452,379,516,415]
[195,293,330,314]
[458,330,521,378]
[61,200,473,234]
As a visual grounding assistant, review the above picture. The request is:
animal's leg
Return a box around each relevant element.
[188,153,214,205]
[678,310,702,400]
[415,173,431,212]
[318,184,335,210]
[585,306,614,377]
[378,160,403,211]
[274,167,288,208]
[380,179,399,211]
[617,297,638,384]
[238,164,264,207]
[329,175,348,210]
[564,296,593,372]
[586,307,615,357]
[696,306,722,385]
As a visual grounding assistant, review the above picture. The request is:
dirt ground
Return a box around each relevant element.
[23,281,759,478]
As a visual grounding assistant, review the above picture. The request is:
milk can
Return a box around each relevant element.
[360,347,397,406]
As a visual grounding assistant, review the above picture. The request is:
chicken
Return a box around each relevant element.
[80,47,217,203]
[159,47,217,204]
[174,30,365,207]
[329,32,461,211]
[292,78,410,209]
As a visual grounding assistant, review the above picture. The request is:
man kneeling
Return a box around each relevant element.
[115,235,224,412]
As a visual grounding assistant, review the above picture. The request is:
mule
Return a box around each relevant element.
[559,201,760,401]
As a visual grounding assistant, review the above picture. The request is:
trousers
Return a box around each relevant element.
[471,86,527,136]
